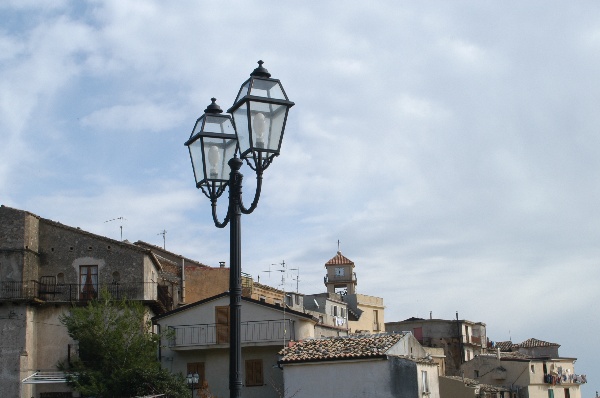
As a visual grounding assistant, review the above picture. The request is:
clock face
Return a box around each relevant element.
[335,267,345,276]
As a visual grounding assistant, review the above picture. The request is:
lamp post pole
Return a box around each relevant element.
[185,61,294,398]
[228,157,243,397]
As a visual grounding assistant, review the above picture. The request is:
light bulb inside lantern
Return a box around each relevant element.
[253,112,266,148]
[207,145,220,179]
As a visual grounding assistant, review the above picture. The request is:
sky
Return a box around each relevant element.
[1,0,599,394]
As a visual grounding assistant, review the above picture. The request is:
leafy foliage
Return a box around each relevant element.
[59,290,188,397]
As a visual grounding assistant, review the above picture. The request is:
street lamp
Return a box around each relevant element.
[185,61,294,398]
[186,372,199,398]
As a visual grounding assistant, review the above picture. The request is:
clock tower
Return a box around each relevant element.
[324,251,357,294]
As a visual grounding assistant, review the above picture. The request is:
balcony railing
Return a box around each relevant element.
[0,281,173,311]
[168,319,295,348]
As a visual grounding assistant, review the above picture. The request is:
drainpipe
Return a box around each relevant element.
[181,258,186,304]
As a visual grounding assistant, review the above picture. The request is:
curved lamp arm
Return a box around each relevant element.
[240,152,267,214]
[211,198,230,229]
[240,172,263,215]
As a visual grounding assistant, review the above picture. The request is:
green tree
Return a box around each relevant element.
[59,290,188,397]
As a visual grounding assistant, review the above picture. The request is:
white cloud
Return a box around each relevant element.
[80,102,185,133]
[3,1,600,394]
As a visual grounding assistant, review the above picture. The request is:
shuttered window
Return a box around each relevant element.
[245,359,263,386]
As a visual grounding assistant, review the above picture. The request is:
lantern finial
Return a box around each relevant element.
[204,98,223,114]
[251,60,271,78]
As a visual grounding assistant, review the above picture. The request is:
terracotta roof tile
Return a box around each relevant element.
[325,251,355,266]
[494,341,516,351]
[279,333,405,363]
[518,338,560,348]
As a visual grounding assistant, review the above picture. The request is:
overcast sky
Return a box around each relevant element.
[2,1,599,394]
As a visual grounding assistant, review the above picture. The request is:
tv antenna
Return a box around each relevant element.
[261,260,300,348]
[157,230,167,250]
[104,217,126,241]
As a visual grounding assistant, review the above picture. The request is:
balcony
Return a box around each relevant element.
[0,280,173,313]
[168,319,295,348]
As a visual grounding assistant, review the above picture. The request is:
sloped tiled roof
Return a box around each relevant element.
[495,341,516,351]
[279,333,405,363]
[441,376,510,393]
[325,251,355,266]
[518,338,560,348]
[478,351,531,360]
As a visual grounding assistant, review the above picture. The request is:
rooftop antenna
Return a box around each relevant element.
[337,239,341,252]
[104,217,126,241]
[157,230,167,250]
[261,260,300,347]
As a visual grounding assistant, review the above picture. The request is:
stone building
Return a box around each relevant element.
[0,206,181,397]
[385,316,488,376]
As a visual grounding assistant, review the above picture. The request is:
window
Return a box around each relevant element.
[333,306,338,316]
[547,389,554,398]
[421,370,430,394]
[215,306,230,344]
[341,308,345,318]
[564,388,570,398]
[186,362,205,386]
[79,265,98,300]
[245,359,263,386]
[531,364,535,373]
[474,370,480,378]
[373,310,380,331]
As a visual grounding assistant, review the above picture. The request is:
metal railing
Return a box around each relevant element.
[0,281,173,310]
[169,319,295,347]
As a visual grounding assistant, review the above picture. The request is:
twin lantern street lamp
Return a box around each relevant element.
[184,61,294,398]
[186,372,200,398]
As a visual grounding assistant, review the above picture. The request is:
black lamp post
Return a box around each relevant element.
[186,372,199,398]
[185,61,294,398]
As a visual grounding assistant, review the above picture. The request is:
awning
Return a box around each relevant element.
[22,371,69,384]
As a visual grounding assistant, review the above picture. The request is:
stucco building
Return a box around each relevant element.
[279,333,440,398]
[323,251,385,334]
[153,292,318,398]
[460,338,586,398]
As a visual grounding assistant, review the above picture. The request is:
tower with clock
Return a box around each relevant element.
[324,250,357,295]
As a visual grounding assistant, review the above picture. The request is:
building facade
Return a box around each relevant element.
[279,333,441,398]
[460,338,586,398]
[0,206,179,397]
[153,292,317,398]
[386,316,487,375]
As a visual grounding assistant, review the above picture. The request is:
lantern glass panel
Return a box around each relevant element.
[248,100,288,153]
[202,136,237,182]
[235,80,251,103]
[187,138,205,186]
[203,115,236,135]
[249,78,286,100]
[232,103,251,157]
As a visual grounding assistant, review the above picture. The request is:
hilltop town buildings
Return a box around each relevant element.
[1,205,588,397]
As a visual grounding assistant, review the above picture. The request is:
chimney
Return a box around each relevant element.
[219,261,226,268]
